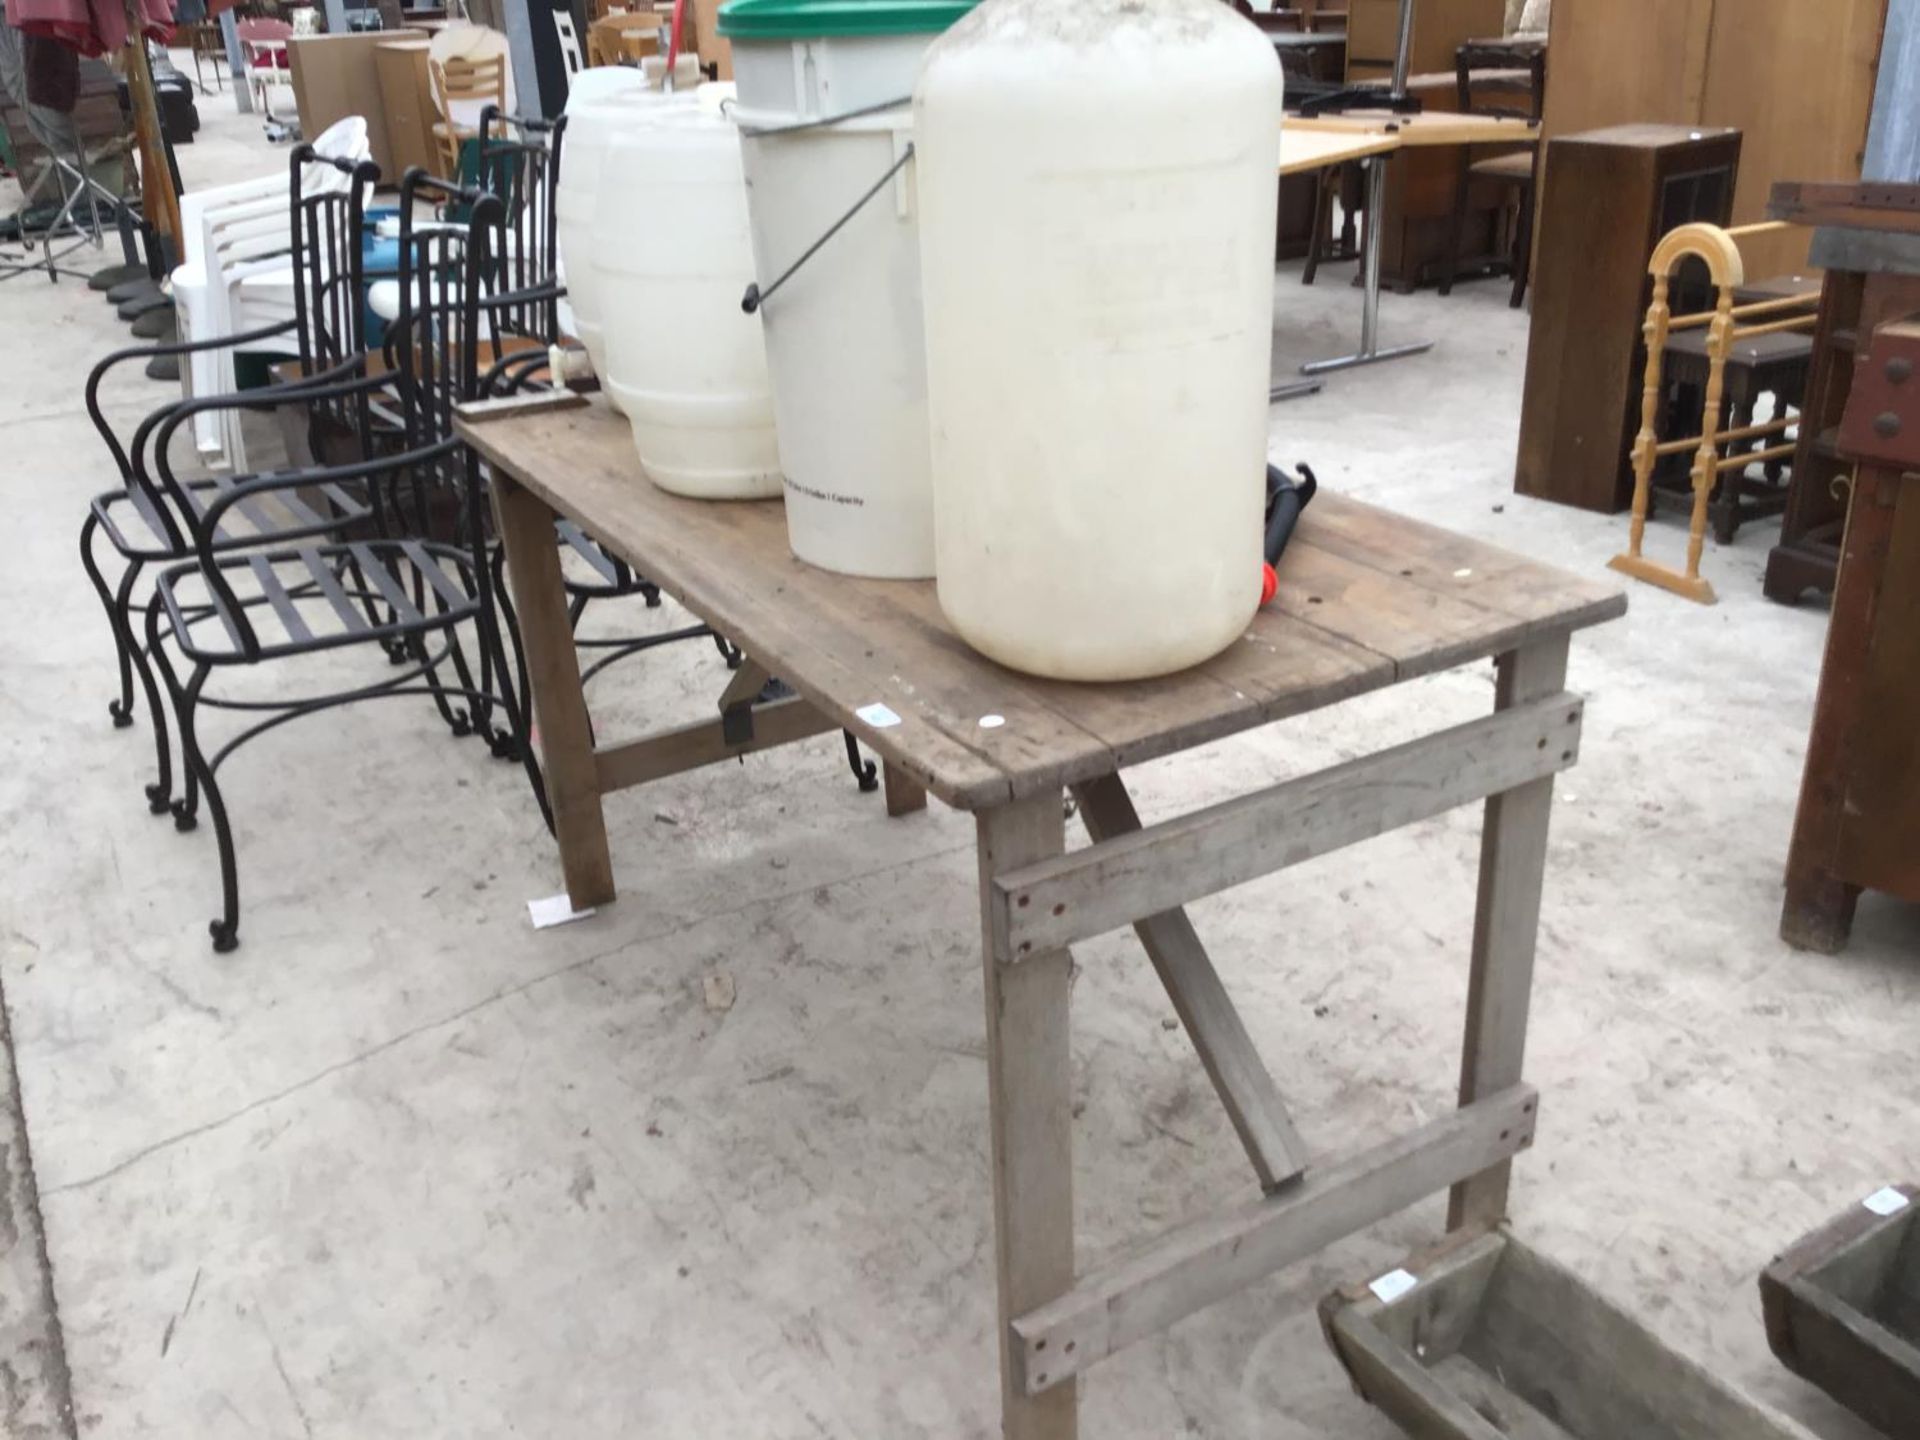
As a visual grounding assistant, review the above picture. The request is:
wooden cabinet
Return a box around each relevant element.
[1345,0,1506,79]
[1515,124,1741,512]
[1699,0,1885,277]
[1540,0,1887,280]
[375,40,437,183]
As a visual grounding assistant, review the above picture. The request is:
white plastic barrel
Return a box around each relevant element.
[554,61,695,404]
[915,0,1285,680]
[720,0,977,577]
[593,93,783,498]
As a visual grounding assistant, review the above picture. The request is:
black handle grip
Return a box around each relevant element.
[1264,462,1319,569]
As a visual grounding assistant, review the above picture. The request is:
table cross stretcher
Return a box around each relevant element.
[457,390,1625,1438]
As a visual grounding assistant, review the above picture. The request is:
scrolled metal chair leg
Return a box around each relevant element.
[478,598,552,831]
[80,512,136,729]
[843,731,879,794]
[145,599,196,827]
[490,546,534,759]
[177,663,240,953]
[118,566,178,812]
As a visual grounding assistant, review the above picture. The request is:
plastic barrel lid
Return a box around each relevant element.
[717,0,977,39]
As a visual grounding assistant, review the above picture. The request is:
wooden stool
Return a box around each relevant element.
[1658,327,1814,543]
[1734,274,1823,307]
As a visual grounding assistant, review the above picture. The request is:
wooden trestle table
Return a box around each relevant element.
[456,390,1626,1438]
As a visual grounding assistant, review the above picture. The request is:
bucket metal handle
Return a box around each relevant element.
[741,144,914,315]
[731,95,916,316]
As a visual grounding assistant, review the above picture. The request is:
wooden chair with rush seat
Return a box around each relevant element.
[1440,38,1546,307]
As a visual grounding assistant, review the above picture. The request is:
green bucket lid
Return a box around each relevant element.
[717,0,976,39]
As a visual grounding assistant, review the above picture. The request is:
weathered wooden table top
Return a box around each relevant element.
[460,395,1625,811]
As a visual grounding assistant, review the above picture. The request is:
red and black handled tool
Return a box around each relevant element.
[1260,462,1318,605]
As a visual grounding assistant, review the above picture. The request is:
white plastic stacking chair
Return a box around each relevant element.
[172,117,371,472]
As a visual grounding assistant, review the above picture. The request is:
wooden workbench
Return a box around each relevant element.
[458,391,1626,1436]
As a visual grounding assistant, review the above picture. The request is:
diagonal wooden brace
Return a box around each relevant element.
[1071,774,1310,1193]
[718,660,775,745]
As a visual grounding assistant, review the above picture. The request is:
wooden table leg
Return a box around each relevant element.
[1449,633,1570,1231]
[492,474,615,910]
[1780,464,1901,955]
[884,762,928,818]
[978,793,1078,1439]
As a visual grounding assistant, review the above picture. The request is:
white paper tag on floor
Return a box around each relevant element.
[528,893,597,930]
[1864,1186,1911,1217]
[1368,1269,1419,1304]
[855,702,902,729]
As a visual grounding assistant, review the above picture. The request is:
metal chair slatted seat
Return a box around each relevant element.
[154,514,483,664]
[92,467,369,559]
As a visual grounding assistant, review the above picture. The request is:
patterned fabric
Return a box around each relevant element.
[0,0,83,154]
[7,0,178,58]
[22,30,75,108]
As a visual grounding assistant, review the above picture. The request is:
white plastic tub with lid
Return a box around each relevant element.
[593,90,783,498]
[914,0,1285,680]
[554,59,697,405]
[718,0,979,577]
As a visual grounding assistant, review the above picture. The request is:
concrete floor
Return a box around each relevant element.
[2,69,1916,1440]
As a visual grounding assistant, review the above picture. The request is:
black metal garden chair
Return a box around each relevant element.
[79,146,387,821]
[140,181,540,951]
[477,105,562,345]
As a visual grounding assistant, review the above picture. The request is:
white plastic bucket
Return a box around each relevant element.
[724,9,969,577]
[594,95,783,499]
[555,61,696,404]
